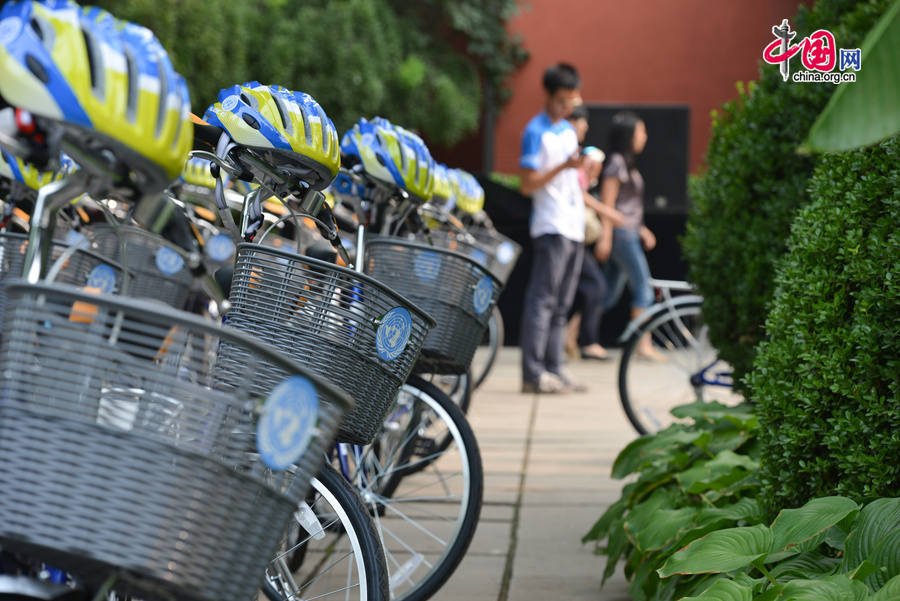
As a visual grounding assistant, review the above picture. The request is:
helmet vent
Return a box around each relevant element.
[124,49,138,123]
[29,18,44,41]
[240,93,253,109]
[271,93,290,134]
[25,54,49,84]
[82,29,102,96]
[242,113,260,130]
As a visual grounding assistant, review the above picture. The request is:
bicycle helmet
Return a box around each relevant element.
[202,82,339,191]
[453,169,484,215]
[0,148,62,191]
[431,163,452,201]
[0,1,193,196]
[341,117,435,201]
[180,156,228,189]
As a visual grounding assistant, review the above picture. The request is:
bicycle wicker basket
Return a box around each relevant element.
[365,237,501,374]
[417,228,521,288]
[0,232,125,322]
[0,282,352,601]
[225,243,435,445]
[82,224,196,308]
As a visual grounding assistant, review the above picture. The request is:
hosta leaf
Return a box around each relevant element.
[843,498,900,574]
[628,506,698,552]
[769,550,841,581]
[850,559,885,583]
[697,497,765,524]
[679,578,753,601]
[584,495,627,543]
[658,524,773,577]
[803,0,900,151]
[677,450,759,494]
[602,518,628,584]
[866,527,900,590]
[776,575,869,601]
[869,573,900,601]
[770,496,859,554]
[612,429,705,479]
[670,401,756,427]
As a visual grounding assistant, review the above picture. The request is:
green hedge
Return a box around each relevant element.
[682,0,891,391]
[748,135,900,511]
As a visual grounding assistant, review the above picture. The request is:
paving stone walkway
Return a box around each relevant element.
[431,347,636,601]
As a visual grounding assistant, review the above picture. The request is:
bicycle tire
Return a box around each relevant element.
[264,465,390,601]
[345,375,483,601]
[618,299,738,435]
[471,306,503,390]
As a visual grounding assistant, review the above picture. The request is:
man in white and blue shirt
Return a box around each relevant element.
[519,63,587,394]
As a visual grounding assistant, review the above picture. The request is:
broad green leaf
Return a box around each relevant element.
[679,578,753,601]
[583,495,627,543]
[869,573,900,601]
[612,429,705,479]
[670,401,756,426]
[769,551,841,581]
[601,518,629,584]
[776,574,869,601]
[755,586,785,601]
[803,0,900,151]
[707,472,762,505]
[825,525,850,552]
[850,560,885,583]
[697,498,765,524]
[678,450,759,494]
[770,496,859,554]
[866,527,900,590]
[658,524,773,577]
[843,498,900,573]
[628,506,698,552]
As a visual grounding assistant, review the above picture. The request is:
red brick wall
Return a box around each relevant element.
[492,0,807,174]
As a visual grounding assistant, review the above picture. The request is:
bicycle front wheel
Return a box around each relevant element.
[618,300,741,435]
[470,306,503,391]
[346,375,483,601]
[264,465,390,601]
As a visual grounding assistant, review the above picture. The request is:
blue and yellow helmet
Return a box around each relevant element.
[0,1,193,195]
[0,148,63,191]
[453,169,485,215]
[431,163,453,201]
[203,82,340,191]
[341,117,435,201]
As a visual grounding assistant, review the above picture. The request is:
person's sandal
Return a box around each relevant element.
[580,346,610,361]
[522,372,568,394]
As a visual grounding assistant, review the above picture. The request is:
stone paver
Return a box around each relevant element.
[432,347,637,601]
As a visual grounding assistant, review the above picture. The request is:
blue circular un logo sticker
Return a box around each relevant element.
[497,241,516,265]
[155,246,185,275]
[473,276,493,315]
[86,264,117,293]
[257,376,319,471]
[470,248,487,267]
[414,251,441,282]
[376,307,412,361]
[206,233,235,263]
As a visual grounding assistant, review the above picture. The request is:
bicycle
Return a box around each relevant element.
[617,278,740,435]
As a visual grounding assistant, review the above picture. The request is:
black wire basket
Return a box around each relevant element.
[365,237,501,374]
[416,227,521,287]
[225,243,435,445]
[0,282,352,601]
[82,224,196,308]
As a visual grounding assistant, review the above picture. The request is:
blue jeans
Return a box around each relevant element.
[603,228,653,310]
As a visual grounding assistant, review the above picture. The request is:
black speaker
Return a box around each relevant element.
[584,104,690,214]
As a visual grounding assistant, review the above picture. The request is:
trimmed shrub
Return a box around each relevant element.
[682,0,892,391]
[749,135,900,511]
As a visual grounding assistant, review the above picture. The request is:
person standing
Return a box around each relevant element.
[596,111,661,359]
[519,63,587,393]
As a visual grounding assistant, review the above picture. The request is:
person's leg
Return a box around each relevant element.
[611,228,657,356]
[520,234,569,385]
[545,238,583,378]
[577,250,609,356]
[601,239,627,312]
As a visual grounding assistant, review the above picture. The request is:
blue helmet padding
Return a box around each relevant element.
[202,82,292,151]
[0,1,92,127]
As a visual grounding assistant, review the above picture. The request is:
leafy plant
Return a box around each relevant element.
[657,496,900,601]
[682,0,892,391]
[746,135,900,511]
[583,401,764,601]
